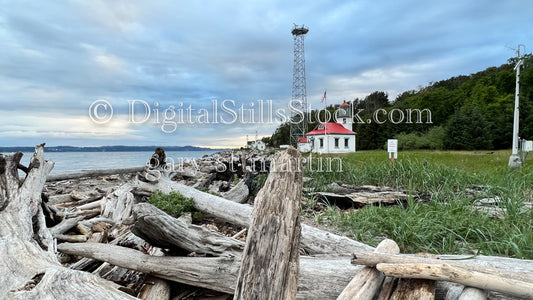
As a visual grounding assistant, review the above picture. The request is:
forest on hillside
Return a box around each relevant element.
[266,54,533,150]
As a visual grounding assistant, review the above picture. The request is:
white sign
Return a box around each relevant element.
[387,139,398,153]
[525,140,533,152]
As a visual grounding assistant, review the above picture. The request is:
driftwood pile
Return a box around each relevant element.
[1,144,533,300]
[310,183,411,209]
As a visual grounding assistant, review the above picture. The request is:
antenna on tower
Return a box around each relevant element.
[290,24,309,147]
[506,44,526,56]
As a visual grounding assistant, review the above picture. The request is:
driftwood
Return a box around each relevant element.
[48,194,76,205]
[234,148,302,300]
[337,239,400,300]
[131,203,244,257]
[389,279,435,300]
[314,190,407,208]
[50,216,85,237]
[57,242,363,300]
[221,179,249,203]
[56,234,88,243]
[352,252,533,282]
[352,251,533,299]
[101,183,137,224]
[76,223,92,236]
[47,166,145,182]
[311,184,409,209]
[377,263,533,299]
[376,277,398,300]
[0,145,135,300]
[137,174,374,255]
[138,276,171,300]
[69,228,138,271]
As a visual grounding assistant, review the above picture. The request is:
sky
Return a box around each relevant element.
[0,0,531,148]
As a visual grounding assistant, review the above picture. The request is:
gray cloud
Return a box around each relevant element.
[0,0,531,147]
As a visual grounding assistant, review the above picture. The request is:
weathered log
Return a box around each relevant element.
[69,228,135,271]
[138,276,171,300]
[101,183,136,224]
[314,190,407,209]
[137,242,171,300]
[79,217,115,230]
[56,234,88,243]
[234,148,302,300]
[221,179,249,203]
[57,242,364,300]
[0,145,135,300]
[131,203,244,257]
[389,279,435,300]
[137,174,373,255]
[68,208,102,219]
[76,223,92,236]
[376,277,397,300]
[76,199,105,211]
[377,262,533,299]
[48,194,74,205]
[337,239,400,300]
[50,216,85,237]
[88,231,107,243]
[46,166,145,182]
[351,251,533,283]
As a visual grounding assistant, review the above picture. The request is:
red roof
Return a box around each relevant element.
[306,123,356,136]
[298,137,308,143]
[340,100,350,107]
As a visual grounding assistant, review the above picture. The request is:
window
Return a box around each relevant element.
[344,138,349,148]
[343,118,346,124]
[334,138,339,148]
[319,138,324,148]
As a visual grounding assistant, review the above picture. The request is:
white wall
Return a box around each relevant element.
[309,134,356,154]
[298,142,312,152]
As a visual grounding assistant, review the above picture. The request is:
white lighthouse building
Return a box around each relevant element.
[299,101,356,154]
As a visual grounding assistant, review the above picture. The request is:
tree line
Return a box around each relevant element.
[266,54,533,150]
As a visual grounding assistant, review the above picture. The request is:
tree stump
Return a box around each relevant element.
[233,147,303,300]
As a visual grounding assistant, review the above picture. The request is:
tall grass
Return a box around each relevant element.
[303,150,533,258]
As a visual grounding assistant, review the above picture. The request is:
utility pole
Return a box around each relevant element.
[509,44,526,168]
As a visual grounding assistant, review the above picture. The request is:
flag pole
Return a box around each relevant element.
[322,90,328,154]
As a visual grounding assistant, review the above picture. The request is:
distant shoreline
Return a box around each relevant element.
[0,145,231,153]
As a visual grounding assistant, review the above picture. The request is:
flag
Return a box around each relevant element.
[321,90,326,103]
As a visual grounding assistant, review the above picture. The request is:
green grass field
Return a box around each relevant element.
[303,150,533,259]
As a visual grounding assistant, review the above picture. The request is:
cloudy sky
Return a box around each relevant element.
[0,0,531,148]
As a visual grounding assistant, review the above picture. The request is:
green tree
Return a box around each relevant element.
[444,106,494,150]
[270,121,290,147]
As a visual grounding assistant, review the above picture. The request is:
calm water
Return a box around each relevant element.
[8,150,219,173]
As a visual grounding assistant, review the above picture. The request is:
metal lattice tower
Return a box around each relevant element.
[290,24,309,146]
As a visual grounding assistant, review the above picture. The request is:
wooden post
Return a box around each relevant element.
[233,147,303,300]
[337,239,400,300]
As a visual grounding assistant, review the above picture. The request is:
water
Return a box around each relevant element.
[7,150,219,173]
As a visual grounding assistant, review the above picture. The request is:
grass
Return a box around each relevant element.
[149,191,195,218]
[303,150,533,259]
